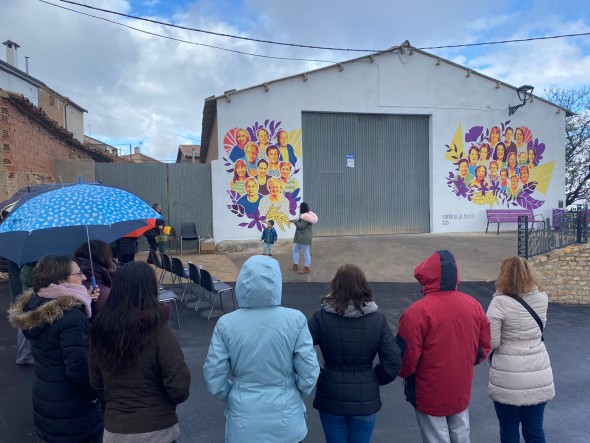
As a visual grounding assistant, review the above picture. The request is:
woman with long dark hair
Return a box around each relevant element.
[8,255,103,443]
[486,256,554,442]
[89,262,191,443]
[308,264,400,443]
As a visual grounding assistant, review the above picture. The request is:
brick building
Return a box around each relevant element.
[0,91,119,201]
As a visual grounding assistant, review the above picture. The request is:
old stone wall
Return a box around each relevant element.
[529,242,590,304]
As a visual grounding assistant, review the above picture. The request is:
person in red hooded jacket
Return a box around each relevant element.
[396,250,491,443]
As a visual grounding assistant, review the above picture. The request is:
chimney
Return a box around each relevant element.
[134,146,141,155]
[2,40,20,68]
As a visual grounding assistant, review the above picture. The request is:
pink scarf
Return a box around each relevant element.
[38,283,92,318]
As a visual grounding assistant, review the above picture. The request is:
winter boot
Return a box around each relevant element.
[292,264,298,271]
[298,266,310,274]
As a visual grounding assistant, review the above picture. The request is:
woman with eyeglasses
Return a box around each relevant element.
[8,255,103,443]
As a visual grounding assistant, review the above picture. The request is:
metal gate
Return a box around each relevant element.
[95,163,213,248]
[302,112,430,236]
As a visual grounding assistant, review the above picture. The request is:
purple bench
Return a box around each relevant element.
[485,209,541,235]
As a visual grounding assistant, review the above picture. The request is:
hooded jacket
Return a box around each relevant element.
[396,250,491,416]
[8,290,103,443]
[203,255,320,443]
[293,211,318,245]
[309,301,400,416]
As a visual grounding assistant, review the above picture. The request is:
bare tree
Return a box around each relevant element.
[544,86,590,207]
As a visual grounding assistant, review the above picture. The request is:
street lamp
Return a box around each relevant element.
[508,85,534,116]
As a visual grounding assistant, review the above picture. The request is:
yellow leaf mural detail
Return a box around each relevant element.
[444,123,464,162]
[265,204,291,231]
[289,128,302,158]
[471,193,499,207]
[528,162,554,195]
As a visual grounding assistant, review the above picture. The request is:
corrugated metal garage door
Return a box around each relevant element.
[302,112,429,236]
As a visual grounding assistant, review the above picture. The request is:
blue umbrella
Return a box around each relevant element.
[0,183,162,265]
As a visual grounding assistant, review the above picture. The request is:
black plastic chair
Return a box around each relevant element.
[179,223,200,255]
[197,267,235,319]
[171,257,189,297]
[184,262,203,302]
[148,250,165,284]
[160,253,174,286]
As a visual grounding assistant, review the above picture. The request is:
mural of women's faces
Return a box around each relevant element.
[223,122,302,232]
[445,122,554,210]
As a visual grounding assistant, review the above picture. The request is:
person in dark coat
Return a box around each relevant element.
[308,264,401,443]
[118,236,139,264]
[75,240,116,317]
[145,203,166,252]
[8,255,103,443]
[89,262,191,442]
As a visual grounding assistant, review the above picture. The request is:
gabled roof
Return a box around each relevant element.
[0,59,87,112]
[1,91,119,163]
[176,144,201,163]
[199,41,573,161]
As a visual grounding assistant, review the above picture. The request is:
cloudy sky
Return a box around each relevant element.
[2,0,589,161]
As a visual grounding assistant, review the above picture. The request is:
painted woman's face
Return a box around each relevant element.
[480,146,489,161]
[279,131,288,147]
[520,169,529,183]
[280,164,291,178]
[490,131,499,144]
[515,129,524,145]
[268,149,279,165]
[496,145,505,161]
[505,129,513,144]
[237,130,248,146]
[245,180,258,197]
[508,154,517,167]
[245,144,258,163]
[236,163,247,177]
[528,149,535,163]
[257,162,268,176]
[469,149,479,164]
[476,166,486,180]
[268,181,281,196]
[258,130,269,144]
[459,162,469,177]
[490,163,498,175]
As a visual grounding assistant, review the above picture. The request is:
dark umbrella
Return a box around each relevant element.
[0,182,162,265]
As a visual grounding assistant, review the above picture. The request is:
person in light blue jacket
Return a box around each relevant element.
[204,255,320,443]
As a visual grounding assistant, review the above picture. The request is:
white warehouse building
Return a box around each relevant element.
[199,41,568,243]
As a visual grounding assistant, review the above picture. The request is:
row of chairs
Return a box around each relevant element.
[148,250,235,320]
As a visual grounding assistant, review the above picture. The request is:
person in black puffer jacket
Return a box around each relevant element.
[308,264,401,443]
[8,255,103,443]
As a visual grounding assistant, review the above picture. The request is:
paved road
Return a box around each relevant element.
[1,280,589,442]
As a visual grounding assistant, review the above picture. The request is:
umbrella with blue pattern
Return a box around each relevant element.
[0,183,162,265]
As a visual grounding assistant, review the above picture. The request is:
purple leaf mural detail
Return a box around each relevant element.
[465,126,483,143]
[227,204,246,217]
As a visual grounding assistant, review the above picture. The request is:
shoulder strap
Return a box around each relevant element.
[511,295,544,341]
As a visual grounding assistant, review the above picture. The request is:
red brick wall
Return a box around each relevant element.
[0,96,94,200]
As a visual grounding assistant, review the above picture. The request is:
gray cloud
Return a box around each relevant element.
[2,0,588,160]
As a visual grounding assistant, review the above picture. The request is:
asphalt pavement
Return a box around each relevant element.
[1,276,589,442]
